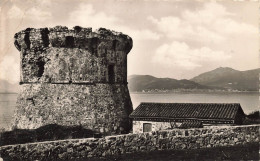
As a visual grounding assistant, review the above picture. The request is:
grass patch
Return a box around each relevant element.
[0,124,94,146]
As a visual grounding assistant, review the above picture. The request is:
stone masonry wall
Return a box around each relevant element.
[14,84,132,134]
[0,125,259,160]
[13,26,133,134]
[15,26,132,83]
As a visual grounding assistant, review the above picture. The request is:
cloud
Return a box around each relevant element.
[147,15,225,43]
[121,27,162,41]
[0,54,19,83]
[148,2,257,43]
[7,5,52,21]
[182,2,234,25]
[68,4,119,29]
[36,0,52,7]
[7,5,23,19]
[26,7,52,21]
[152,41,231,70]
[68,3,161,40]
[214,18,258,34]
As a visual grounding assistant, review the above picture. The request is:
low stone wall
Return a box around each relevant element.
[0,125,259,160]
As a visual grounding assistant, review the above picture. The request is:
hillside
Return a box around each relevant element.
[190,67,260,91]
[128,75,209,92]
[1,67,258,93]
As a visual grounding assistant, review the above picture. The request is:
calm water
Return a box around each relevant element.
[0,93,17,129]
[0,92,259,128]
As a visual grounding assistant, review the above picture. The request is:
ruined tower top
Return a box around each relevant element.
[14,26,133,84]
[14,26,132,53]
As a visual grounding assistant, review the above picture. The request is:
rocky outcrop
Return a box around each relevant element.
[12,26,133,134]
[0,125,259,160]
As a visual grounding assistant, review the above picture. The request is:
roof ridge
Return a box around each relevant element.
[131,102,244,120]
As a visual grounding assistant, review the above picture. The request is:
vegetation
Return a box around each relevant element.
[243,110,260,125]
[0,124,94,146]
[247,110,260,119]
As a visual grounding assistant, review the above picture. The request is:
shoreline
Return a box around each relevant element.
[0,90,259,95]
[130,90,259,94]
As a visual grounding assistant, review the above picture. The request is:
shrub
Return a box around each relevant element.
[247,111,259,119]
[0,124,94,146]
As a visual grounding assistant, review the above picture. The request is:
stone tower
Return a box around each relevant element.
[12,26,133,134]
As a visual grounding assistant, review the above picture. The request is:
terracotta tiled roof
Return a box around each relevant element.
[129,103,244,120]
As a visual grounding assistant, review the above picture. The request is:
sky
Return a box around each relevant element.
[0,0,259,84]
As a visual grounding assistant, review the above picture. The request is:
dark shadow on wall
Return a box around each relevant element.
[0,124,94,146]
[65,36,75,48]
[36,59,45,78]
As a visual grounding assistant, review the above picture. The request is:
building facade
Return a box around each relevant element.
[130,103,245,133]
[12,26,133,134]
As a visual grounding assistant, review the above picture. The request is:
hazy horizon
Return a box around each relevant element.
[1,66,259,84]
[128,66,260,78]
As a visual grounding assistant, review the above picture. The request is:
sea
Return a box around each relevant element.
[0,92,259,129]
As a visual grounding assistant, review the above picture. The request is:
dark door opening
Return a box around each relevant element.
[108,65,115,83]
[143,123,152,132]
[65,36,74,48]
[36,60,45,78]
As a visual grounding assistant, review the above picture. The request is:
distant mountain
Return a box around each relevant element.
[190,67,260,91]
[128,75,209,92]
[0,79,19,93]
[1,67,258,93]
